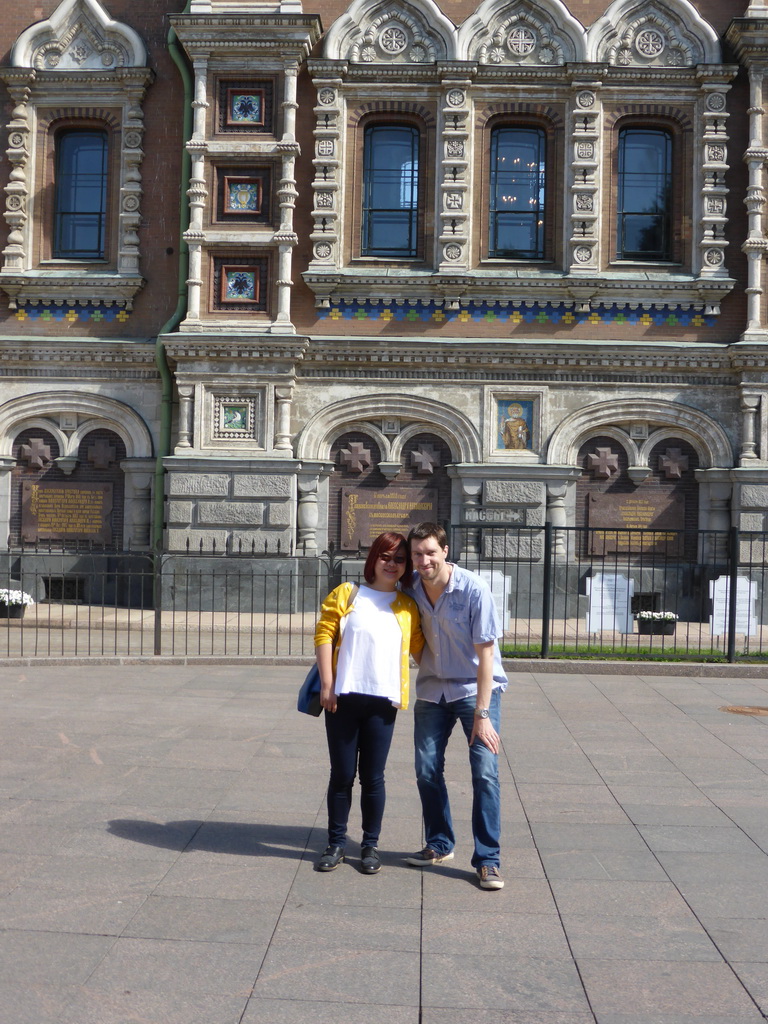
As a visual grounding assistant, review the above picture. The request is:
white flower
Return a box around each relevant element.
[0,588,35,606]
[636,610,677,621]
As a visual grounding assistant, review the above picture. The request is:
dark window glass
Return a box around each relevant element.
[617,128,672,261]
[53,130,108,259]
[489,127,546,259]
[362,125,419,258]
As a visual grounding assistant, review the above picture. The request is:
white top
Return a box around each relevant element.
[335,585,401,705]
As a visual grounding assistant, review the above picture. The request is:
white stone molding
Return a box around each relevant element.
[742,71,768,334]
[547,398,733,468]
[438,74,472,274]
[389,421,461,463]
[458,0,585,65]
[295,394,481,462]
[324,0,456,63]
[306,65,345,282]
[0,391,153,460]
[177,385,195,450]
[696,72,732,283]
[568,80,602,277]
[0,0,152,311]
[587,0,721,67]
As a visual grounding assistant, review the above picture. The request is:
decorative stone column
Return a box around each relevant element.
[183,55,209,322]
[697,74,732,293]
[121,460,155,549]
[546,483,568,557]
[306,66,344,296]
[177,385,194,450]
[438,68,472,275]
[273,62,300,333]
[458,479,482,559]
[0,457,17,551]
[568,81,602,282]
[740,393,761,462]
[274,386,294,451]
[743,69,768,332]
[1,75,33,277]
[297,474,320,555]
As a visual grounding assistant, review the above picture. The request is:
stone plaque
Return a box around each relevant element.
[588,492,684,555]
[22,482,113,543]
[464,507,526,525]
[341,487,438,548]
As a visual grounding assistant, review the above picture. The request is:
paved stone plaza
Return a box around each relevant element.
[1,660,767,1023]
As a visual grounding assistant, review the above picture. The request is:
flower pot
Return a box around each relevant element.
[638,620,675,635]
[0,602,25,619]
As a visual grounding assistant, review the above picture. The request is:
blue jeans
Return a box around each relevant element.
[413,688,501,869]
[324,693,397,848]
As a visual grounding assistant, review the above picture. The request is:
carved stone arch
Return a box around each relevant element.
[296,394,481,462]
[547,399,732,469]
[323,0,457,63]
[327,421,393,461]
[638,427,707,467]
[12,0,147,69]
[349,101,436,128]
[458,0,585,65]
[476,103,565,131]
[576,427,640,467]
[587,0,721,67]
[605,105,692,132]
[6,418,69,459]
[390,421,462,463]
[0,392,153,459]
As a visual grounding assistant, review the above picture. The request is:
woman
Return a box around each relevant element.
[314,531,423,874]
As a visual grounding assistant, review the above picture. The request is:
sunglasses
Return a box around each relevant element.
[378,553,407,565]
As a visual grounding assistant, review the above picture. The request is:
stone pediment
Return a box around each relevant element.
[587,0,721,67]
[11,0,147,70]
[324,0,457,63]
[458,0,586,66]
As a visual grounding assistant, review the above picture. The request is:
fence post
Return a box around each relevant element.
[153,546,162,657]
[541,522,552,659]
[726,526,739,664]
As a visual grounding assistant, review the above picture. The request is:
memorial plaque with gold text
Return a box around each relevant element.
[588,492,684,555]
[22,482,113,544]
[341,487,438,549]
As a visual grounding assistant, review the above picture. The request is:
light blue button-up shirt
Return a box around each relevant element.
[406,563,508,703]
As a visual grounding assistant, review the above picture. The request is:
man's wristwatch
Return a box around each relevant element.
[474,707,490,719]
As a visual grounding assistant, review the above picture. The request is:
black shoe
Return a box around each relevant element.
[316,845,345,871]
[360,846,381,874]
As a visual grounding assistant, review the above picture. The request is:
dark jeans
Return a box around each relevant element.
[324,692,398,848]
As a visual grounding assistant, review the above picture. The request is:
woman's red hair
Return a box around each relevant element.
[363,531,411,584]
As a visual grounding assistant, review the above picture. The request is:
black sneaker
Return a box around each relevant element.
[477,865,504,890]
[360,846,381,874]
[316,845,345,871]
[405,847,454,867]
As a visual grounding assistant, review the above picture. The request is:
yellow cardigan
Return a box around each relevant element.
[314,581,424,710]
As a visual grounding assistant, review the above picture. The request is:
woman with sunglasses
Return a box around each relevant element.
[314,531,424,874]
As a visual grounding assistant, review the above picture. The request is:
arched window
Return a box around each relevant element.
[53,130,109,260]
[361,124,420,258]
[617,127,672,261]
[489,126,546,260]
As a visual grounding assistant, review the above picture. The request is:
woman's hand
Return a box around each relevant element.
[316,642,336,713]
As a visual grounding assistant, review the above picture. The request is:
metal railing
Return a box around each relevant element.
[0,527,766,661]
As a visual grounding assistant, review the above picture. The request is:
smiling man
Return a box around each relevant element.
[404,522,508,890]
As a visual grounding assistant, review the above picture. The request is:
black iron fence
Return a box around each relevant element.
[0,526,766,661]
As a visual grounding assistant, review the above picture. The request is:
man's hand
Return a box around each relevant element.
[470,715,500,753]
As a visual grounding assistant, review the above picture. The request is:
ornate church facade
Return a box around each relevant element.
[0,0,766,562]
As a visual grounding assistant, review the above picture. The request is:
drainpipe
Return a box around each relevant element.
[152,22,192,550]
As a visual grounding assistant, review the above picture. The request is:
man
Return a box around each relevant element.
[404,522,507,890]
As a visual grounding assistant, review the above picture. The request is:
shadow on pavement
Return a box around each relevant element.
[107,818,316,858]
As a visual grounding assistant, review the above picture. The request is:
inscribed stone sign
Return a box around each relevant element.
[22,482,113,543]
[588,492,684,554]
[341,487,438,548]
